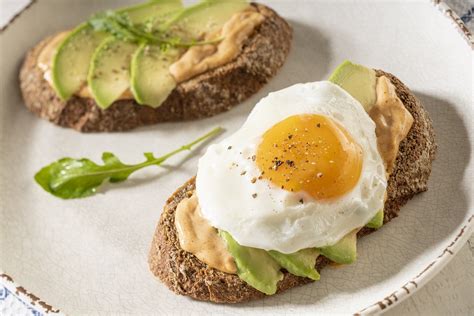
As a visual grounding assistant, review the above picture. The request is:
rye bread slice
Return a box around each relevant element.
[148,70,437,303]
[19,4,292,132]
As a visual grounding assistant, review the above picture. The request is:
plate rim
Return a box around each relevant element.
[0,0,472,315]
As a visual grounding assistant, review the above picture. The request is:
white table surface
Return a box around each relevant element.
[0,0,472,315]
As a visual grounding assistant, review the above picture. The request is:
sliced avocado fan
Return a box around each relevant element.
[328,60,377,111]
[53,0,250,107]
[52,0,183,102]
[219,228,364,292]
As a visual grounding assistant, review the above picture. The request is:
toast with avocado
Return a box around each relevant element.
[148,64,437,303]
[20,1,292,132]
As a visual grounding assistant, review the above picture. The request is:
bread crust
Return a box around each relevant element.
[19,4,292,132]
[148,71,437,303]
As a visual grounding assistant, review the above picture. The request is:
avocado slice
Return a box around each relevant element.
[130,45,180,107]
[163,0,249,40]
[88,0,183,108]
[52,24,107,100]
[328,60,377,111]
[87,39,137,108]
[318,230,357,264]
[219,231,283,295]
[366,209,384,229]
[268,248,320,281]
[52,0,183,101]
[118,0,182,21]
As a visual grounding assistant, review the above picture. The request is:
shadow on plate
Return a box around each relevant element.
[97,144,208,194]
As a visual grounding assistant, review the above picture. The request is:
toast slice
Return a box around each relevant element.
[19,4,292,132]
[148,70,437,303]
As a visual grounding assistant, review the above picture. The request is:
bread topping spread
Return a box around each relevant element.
[169,9,264,83]
[370,76,414,173]
[175,194,237,274]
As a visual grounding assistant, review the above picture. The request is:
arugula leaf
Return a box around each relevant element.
[88,10,221,50]
[35,127,222,199]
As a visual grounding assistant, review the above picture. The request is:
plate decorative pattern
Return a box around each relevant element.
[0,273,60,315]
[356,215,473,315]
[433,0,474,48]
[0,0,472,315]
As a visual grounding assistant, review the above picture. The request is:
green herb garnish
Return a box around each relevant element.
[88,10,221,50]
[35,127,222,199]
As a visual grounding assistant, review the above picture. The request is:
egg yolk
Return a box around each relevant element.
[256,114,363,200]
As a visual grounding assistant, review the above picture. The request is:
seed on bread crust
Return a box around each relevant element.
[147,71,437,303]
[19,4,292,132]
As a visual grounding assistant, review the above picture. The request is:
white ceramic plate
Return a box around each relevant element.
[0,0,472,315]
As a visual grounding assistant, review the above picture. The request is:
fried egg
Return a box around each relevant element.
[196,81,386,253]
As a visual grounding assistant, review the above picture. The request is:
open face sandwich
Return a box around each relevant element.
[149,61,437,303]
[20,0,291,132]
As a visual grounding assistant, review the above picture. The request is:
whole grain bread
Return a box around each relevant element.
[19,4,292,132]
[148,70,437,303]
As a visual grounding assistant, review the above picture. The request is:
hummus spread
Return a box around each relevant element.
[175,194,237,274]
[370,76,414,173]
[37,9,264,101]
[169,9,265,83]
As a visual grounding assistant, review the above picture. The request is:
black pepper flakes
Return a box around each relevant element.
[272,159,284,170]
[286,160,295,167]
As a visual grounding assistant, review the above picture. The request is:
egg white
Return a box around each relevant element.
[196,81,386,253]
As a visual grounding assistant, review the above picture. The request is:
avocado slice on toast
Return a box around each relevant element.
[220,231,283,295]
[268,248,320,281]
[130,45,180,107]
[318,230,358,265]
[328,60,377,111]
